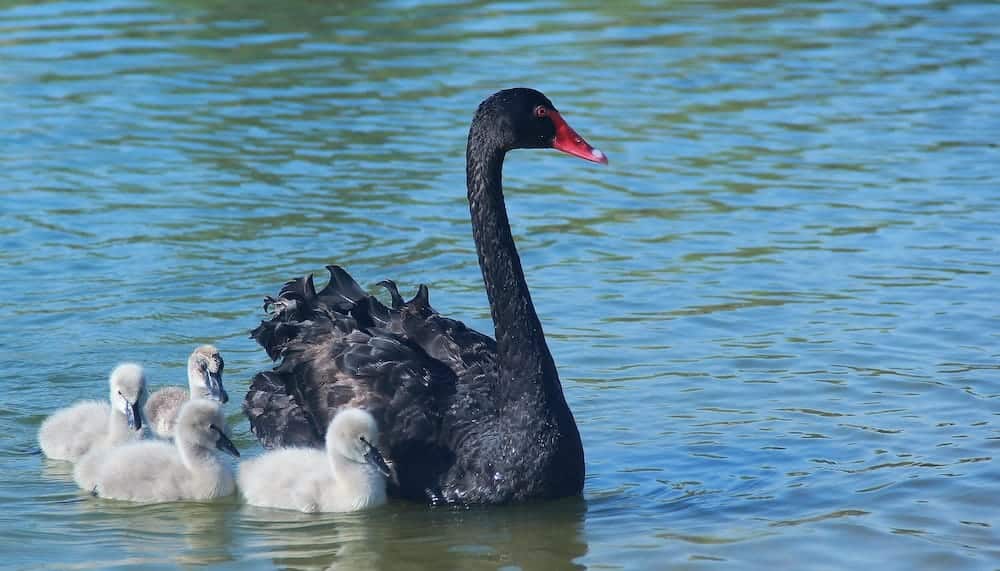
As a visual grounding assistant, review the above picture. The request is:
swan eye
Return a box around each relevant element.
[533,105,547,118]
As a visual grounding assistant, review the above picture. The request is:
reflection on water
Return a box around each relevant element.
[69,499,239,567]
[2,0,998,568]
[240,501,587,570]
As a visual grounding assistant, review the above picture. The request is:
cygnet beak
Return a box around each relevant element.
[361,437,393,480]
[120,391,143,431]
[204,369,227,404]
[211,425,240,458]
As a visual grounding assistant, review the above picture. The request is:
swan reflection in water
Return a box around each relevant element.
[241,499,589,570]
[71,497,239,566]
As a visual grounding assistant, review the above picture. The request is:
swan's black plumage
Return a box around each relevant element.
[245,88,605,504]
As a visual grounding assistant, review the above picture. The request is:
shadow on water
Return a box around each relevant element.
[240,499,589,570]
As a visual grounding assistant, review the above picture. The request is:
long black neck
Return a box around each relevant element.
[466,126,559,398]
[465,109,585,496]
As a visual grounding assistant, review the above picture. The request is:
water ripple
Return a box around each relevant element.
[2,0,999,568]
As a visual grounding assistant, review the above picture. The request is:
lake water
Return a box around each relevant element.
[2,0,998,569]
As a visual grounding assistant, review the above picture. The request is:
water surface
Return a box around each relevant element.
[2,0,998,569]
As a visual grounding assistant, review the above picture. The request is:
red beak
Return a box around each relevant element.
[549,110,608,165]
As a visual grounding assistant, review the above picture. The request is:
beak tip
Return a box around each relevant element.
[215,430,241,458]
[592,148,609,165]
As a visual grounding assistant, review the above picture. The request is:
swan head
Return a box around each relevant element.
[109,363,147,431]
[188,345,227,404]
[327,408,392,479]
[175,400,240,458]
[475,88,608,165]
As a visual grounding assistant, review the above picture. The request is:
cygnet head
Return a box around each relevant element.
[109,363,147,431]
[188,344,227,404]
[175,400,240,458]
[327,408,392,478]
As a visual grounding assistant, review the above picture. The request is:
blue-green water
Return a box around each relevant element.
[2,1,998,569]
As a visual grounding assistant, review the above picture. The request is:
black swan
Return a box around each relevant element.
[245,88,607,505]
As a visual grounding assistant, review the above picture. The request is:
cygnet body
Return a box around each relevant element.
[145,345,228,439]
[91,399,239,502]
[39,363,147,463]
[239,408,391,513]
